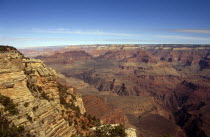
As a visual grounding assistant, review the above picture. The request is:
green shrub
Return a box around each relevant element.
[57,83,68,93]
[26,81,42,93]
[26,114,33,122]
[27,81,52,101]
[85,114,101,126]
[0,94,19,115]
[41,92,49,100]
[32,106,38,111]
[0,110,25,137]
[0,46,17,52]
[24,69,35,75]
[58,83,81,113]
[94,124,127,137]
[24,102,29,107]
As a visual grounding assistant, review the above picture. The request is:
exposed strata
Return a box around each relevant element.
[1,45,136,137]
[25,44,210,137]
[0,46,94,137]
[36,50,93,65]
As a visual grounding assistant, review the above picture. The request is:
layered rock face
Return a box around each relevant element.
[36,50,92,65]
[39,45,210,109]
[76,45,210,106]
[148,46,210,65]
[98,50,138,61]
[28,44,210,137]
[0,46,95,137]
[74,70,133,96]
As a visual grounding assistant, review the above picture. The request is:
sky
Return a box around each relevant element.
[0,0,210,48]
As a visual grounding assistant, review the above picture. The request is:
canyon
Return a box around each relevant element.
[1,44,209,137]
[29,44,210,137]
[0,45,132,137]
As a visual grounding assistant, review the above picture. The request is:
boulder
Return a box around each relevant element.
[4,82,15,88]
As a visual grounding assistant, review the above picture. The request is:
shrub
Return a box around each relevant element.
[26,114,32,122]
[27,81,52,101]
[0,110,25,136]
[58,83,81,113]
[0,46,17,52]
[32,106,38,111]
[24,102,29,107]
[24,69,35,75]
[94,124,127,137]
[81,124,87,130]
[26,81,42,94]
[41,92,49,100]
[0,94,19,115]
[57,83,68,93]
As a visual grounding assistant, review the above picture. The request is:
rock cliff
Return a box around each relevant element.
[0,46,99,137]
[36,50,93,65]
[23,44,210,137]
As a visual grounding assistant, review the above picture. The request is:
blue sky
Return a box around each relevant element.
[0,0,210,48]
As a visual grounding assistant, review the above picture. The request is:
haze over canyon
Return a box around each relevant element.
[18,44,210,137]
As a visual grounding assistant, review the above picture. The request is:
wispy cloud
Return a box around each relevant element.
[166,29,210,34]
[100,38,160,43]
[0,36,158,44]
[157,35,210,41]
[32,28,140,37]
[0,37,72,42]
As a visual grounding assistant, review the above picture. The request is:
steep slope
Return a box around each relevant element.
[0,46,99,137]
[82,95,128,125]
[32,44,210,137]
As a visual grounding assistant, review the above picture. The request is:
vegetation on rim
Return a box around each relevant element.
[0,94,19,115]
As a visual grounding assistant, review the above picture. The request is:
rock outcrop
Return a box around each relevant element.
[0,46,97,137]
[36,50,92,65]
[25,44,210,137]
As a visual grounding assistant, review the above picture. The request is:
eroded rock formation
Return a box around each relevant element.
[0,46,99,137]
[23,44,210,137]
